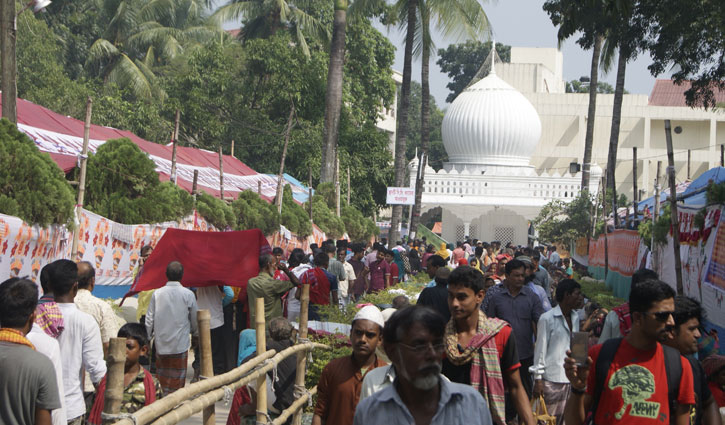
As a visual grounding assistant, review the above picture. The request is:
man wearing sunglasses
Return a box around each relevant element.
[563,279,695,425]
[355,305,493,425]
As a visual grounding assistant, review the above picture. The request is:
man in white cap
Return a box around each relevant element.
[313,305,387,425]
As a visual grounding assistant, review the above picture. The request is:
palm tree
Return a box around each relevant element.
[408,0,490,238]
[211,0,328,58]
[581,35,603,191]
[88,0,224,99]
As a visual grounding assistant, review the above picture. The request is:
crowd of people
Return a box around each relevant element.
[2,237,725,425]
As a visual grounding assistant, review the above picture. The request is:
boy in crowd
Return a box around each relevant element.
[88,323,162,424]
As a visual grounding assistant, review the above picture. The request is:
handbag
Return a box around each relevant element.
[531,395,557,425]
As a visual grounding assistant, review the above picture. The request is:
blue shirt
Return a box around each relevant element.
[483,283,544,360]
[354,377,493,425]
[426,278,436,288]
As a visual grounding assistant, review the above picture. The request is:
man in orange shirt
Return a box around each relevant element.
[313,306,387,425]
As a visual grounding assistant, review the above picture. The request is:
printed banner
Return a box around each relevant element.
[0,209,216,289]
[386,187,415,205]
[588,230,641,276]
[704,212,725,292]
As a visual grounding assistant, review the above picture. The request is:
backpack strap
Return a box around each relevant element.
[590,337,623,422]
[661,343,682,425]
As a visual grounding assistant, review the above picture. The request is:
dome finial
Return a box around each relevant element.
[490,38,496,75]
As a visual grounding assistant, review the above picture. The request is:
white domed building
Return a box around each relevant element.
[409,55,601,245]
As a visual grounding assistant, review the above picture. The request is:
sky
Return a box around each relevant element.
[373,0,661,107]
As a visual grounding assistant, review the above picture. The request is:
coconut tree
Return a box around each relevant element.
[210,0,328,58]
[87,0,224,99]
[408,0,491,238]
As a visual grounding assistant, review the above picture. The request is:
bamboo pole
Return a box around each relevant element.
[192,170,199,197]
[292,284,310,425]
[170,109,180,184]
[231,139,235,157]
[144,343,329,425]
[258,180,262,195]
[687,149,691,181]
[113,350,277,425]
[276,103,296,214]
[347,166,351,206]
[721,145,724,167]
[664,120,683,294]
[272,386,317,425]
[198,310,215,425]
[71,97,93,261]
[103,337,127,424]
[633,147,638,228]
[335,156,341,217]
[255,298,268,425]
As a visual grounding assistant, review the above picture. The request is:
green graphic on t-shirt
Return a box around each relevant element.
[608,364,660,419]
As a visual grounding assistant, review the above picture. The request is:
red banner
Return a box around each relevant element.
[588,230,641,277]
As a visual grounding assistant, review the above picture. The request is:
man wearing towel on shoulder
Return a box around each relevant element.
[313,305,387,425]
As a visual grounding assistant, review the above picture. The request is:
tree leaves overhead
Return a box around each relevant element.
[436,40,510,103]
[0,119,75,227]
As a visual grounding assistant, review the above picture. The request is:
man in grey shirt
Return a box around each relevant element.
[323,243,346,285]
[354,305,493,425]
[146,261,199,395]
[531,252,551,303]
[0,277,61,425]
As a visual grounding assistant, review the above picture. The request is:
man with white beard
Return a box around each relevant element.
[354,305,493,425]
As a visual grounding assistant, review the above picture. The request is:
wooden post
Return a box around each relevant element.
[292,284,310,425]
[335,156,341,217]
[258,180,262,196]
[218,145,224,200]
[632,147,638,227]
[71,97,93,261]
[170,109,180,184]
[231,139,235,157]
[664,120,683,294]
[347,166,351,206]
[276,103,296,214]
[198,310,215,425]
[255,298,268,425]
[653,161,662,271]
[192,170,199,196]
[687,149,691,181]
[102,337,126,424]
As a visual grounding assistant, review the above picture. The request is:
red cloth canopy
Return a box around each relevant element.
[127,228,270,295]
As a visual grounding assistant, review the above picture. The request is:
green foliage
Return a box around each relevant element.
[436,41,511,103]
[341,205,378,242]
[281,185,312,237]
[578,277,625,310]
[0,119,75,227]
[196,192,237,230]
[305,334,352,389]
[706,181,725,206]
[309,195,346,238]
[85,138,194,223]
[534,193,595,247]
[639,203,672,249]
[232,190,280,235]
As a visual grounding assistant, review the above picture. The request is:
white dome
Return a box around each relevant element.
[442,71,542,167]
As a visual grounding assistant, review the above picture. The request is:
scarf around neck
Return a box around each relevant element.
[0,328,35,350]
[444,313,507,424]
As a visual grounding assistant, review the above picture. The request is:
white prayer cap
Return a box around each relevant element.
[353,305,385,329]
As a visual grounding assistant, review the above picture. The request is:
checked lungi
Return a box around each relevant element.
[542,380,570,425]
[155,351,188,396]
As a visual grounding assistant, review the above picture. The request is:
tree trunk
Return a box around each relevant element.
[581,35,602,192]
[276,101,296,213]
[607,49,627,228]
[410,16,431,241]
[320,0,348,183]
[389,0,417,243]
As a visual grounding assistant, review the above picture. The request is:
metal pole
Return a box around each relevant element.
[198,310,215,425]
[71,97,93,261]
[652,161,662,271]
[1,0,17,123]
[687,149,691,181]
[102,337,126,424]
[664,120,683,294]
[632,147,638,228]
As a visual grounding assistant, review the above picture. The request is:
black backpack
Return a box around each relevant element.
[589,338,682,425]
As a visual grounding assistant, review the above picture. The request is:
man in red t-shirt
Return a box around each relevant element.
[563,280,695,425]
[442,266,535,425]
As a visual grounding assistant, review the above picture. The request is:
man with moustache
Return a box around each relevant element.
[443,266,535,425]
[563,280,695,425]
[355,305,493,425]
[313,306,387,425]
[663,296,721,425]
